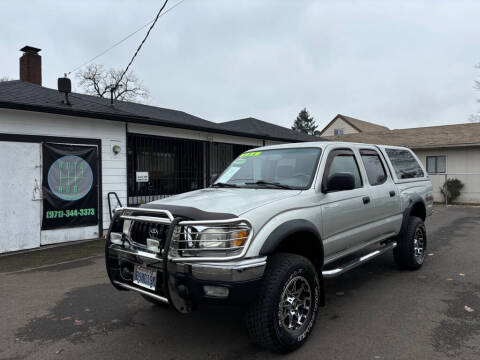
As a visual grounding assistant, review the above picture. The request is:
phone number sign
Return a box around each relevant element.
[42,143,99,230]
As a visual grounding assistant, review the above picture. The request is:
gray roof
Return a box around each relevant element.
[218,117,320,142]
[0,80,319,142]
[318,114,389,135]
[323,122,480,148]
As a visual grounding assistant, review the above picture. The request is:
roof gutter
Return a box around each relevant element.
[411,143,480,149]
[0,101,314,143]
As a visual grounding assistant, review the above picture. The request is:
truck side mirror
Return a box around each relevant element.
[324,172,355,193]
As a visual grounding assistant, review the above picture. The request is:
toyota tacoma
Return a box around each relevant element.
[106,141,433,352]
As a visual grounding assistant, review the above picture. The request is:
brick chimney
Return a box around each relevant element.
[19,46,42,85]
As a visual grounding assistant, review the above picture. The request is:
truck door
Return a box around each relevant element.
[320,147,376,257]
[358,146,402,238]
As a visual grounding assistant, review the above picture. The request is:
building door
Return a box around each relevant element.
[127,134,205,205]
[126,134,255,206]
[0,142,41,252]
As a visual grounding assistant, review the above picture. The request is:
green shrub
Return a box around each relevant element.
[440,178,464,203]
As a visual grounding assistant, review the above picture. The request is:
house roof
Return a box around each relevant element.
[318,114,389,135]
[218,117,320,142]
[323,122,480,148]
[0,80,319,143]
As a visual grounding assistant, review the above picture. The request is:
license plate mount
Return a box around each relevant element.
[133,265,157,291]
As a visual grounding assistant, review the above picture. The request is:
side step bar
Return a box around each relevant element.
[322,242,397,279]
[113,281,169,304]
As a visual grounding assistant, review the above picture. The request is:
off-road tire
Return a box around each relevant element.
[394,216,427,270]
[246,253,320,353]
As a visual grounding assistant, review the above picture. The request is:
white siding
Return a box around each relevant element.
[127,123,264,147]
[414,146,480,204]
[0,109,127,238]
[264,140,286,146]
[321,118,359,136]
[0,108,302,251]
[0,142,41,252]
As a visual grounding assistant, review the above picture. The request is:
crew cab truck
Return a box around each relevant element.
[106,141,433,353]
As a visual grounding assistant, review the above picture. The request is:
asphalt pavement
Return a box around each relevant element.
[1,206,479,360]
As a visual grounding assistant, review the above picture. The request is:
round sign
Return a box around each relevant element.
[47,155,93,201]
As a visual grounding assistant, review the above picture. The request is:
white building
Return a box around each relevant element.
[316,114,389,136]
[0,46,318,253]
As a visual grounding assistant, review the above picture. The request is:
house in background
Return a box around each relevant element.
[316,114,389,136]
[323,120,480,204]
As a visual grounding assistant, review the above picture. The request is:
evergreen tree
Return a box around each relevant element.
[291,108,318,135]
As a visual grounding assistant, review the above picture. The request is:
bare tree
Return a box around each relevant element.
[76,63,149,103]
[0,76,12,82]
[469,113,480,122]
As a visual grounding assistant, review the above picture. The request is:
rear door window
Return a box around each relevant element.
[360,149,387,185]
[385,149,424,179]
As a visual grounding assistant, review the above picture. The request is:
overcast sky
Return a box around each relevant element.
[1,0,479,130]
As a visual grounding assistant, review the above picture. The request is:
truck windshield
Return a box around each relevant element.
[213,148,322,190]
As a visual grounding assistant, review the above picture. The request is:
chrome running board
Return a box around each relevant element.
[113,281,169,304]
[322,242,397,279]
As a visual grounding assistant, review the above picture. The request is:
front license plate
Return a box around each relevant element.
[133,265,157,291]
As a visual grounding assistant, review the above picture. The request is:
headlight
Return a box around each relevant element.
[198,228,249,248]
[170,224,251,258]
[110,232,123,245]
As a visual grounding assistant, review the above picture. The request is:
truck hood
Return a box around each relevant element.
[145,188,302,217]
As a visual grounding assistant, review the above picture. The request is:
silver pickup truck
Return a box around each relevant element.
[105,141,433,352]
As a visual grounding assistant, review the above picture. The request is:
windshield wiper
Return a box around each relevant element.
[211,182,239,188]
[244,180,294,189]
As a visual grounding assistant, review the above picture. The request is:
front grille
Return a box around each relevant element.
[130,221,169,248]
[115,207,251,261]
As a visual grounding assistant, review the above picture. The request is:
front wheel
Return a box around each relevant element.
[246,253,320,353]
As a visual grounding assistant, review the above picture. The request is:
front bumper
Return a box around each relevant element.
[106,243,266,310]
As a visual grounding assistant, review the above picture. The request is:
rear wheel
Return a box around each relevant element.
[246,253,320,353]
[394,216,426,270]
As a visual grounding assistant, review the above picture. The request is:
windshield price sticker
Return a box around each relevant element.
[240,151,261,158]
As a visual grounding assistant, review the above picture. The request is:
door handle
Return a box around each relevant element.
[389,190,396,197]
[362,196,370,204]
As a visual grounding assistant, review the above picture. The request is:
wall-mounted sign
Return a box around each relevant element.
[42,143,98,230]
[136,171,149,182]
[47,155,93,201]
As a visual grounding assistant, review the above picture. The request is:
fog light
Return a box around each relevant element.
[203,285,229,298]
[110,232,122,245]
[147,238,160,253]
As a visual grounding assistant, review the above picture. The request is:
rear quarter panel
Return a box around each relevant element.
[396,180,434,217]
